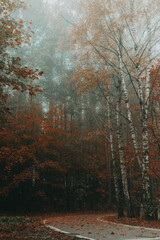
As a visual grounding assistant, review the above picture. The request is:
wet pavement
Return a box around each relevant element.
[46,213,160,240]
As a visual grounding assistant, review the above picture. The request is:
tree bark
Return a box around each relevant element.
[116,85,134,218]
[107,97,124,217]
[119,51,141,167]
[141,24,153,220]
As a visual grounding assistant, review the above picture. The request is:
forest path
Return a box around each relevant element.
[45,213,160,240]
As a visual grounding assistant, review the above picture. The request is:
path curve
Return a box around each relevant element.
[45,213,160,240]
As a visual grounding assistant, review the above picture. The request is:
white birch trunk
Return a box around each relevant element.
[119,53,141,167]
[129,6,153,218]
[116,91,134,217]
[107,97,124,217]
[130,0,144,111]
[141,24,153,220]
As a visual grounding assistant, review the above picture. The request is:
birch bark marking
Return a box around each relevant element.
[129,1,153,219]
[118,52,141,167]
[141,23,153,220]
[130,0,144,109]
[107,97,124,217]
[116,85,134,218]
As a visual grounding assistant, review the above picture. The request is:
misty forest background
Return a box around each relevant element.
[0,0,160,220]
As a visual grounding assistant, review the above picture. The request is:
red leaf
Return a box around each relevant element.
[38,71,44,76]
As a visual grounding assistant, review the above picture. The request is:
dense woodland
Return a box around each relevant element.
[0,0,160,221]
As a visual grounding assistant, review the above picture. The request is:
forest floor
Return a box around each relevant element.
[101,215,160,229]
[0,216,77,240]
[1,213,160,240]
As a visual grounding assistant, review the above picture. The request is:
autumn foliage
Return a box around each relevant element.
[0,0,160,221]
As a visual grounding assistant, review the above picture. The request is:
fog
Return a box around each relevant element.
[0,0,160,220]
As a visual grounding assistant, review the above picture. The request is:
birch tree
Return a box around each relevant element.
[107,97,124,217]
[70,0,160,219]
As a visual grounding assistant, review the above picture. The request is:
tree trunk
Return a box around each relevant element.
[119,52,141,167]
[107,97,124,217]
[141,24,153,220]
[116,86,134,218]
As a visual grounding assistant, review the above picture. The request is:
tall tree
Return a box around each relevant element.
[69,0,160,219]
